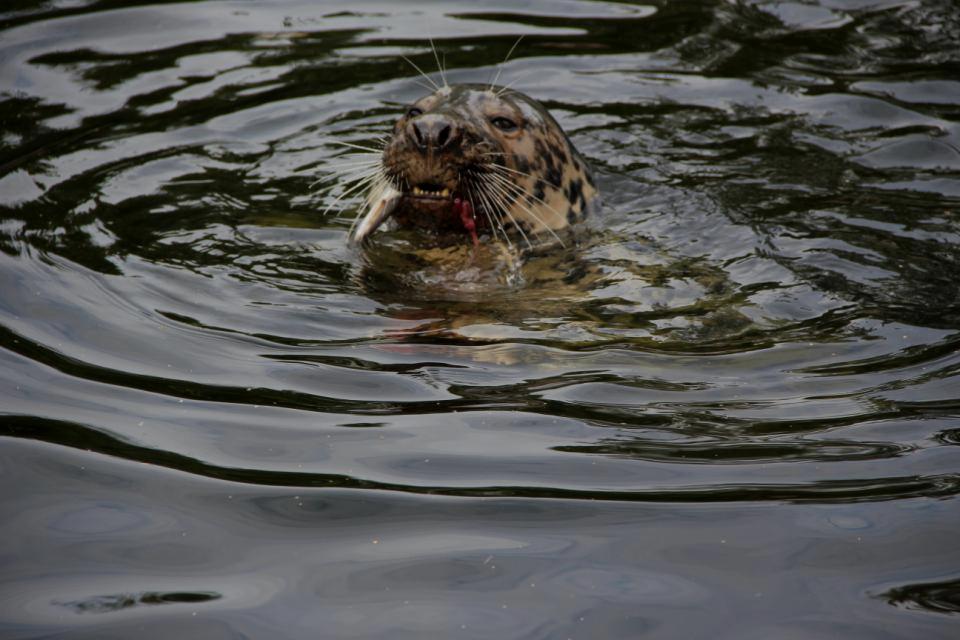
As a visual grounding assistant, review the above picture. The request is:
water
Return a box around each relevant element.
[1,1,959,637]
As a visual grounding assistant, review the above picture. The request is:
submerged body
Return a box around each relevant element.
[351,84,600,247]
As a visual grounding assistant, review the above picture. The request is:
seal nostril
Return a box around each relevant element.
[408,115,458,152]
[437,124,451,149]
[412,122,425,148]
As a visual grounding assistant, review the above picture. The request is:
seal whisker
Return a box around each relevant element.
[327,151,383,163]
[485,162,569,207]
[314,149,385,181]
[327,163,383,176]
[327,155,384,168]
[483,170,566,246]
[429,38,448,89]
[400,55,440,91]
[484,169,565,234]
[472,171,529,242]
[329,143,387,155]
[489,35,524,91]
[326,158,384,172]
[469,169,524,249]
[312,159,384,188]
[330,140,385,150]
[478,186,517,252]
[483,162,553,184]
[464,170,514,251]
[483,165,568,219]
[329,158,384,171]
[479,174,538,249]
[322,177,382,220]
[469,188,502,246]
[495,71,536,98]
[313,157,381,179]
[321,170,385,217]
[312,168,380,191]
[483,162,572,222]
[466,170,518,252]
[412,80,436,93]
[313,168,382,193]
[326,140,387,153]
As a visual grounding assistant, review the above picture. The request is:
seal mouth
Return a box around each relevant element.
[349,174,481,245]
[407,182,453,201]
[400,179,473,237]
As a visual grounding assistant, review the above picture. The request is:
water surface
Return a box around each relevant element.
[1,1,959,638]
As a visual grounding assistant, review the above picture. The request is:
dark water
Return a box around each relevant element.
[2,0,959,637]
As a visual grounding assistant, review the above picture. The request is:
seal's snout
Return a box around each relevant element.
[408,114,460,152]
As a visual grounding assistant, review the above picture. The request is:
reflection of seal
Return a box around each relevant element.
[351,84,599,248]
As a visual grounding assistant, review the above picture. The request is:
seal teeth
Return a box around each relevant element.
[410,184,451,198]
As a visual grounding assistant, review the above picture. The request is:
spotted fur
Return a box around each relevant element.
[361,83,599,246]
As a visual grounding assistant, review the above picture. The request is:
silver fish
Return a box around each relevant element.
[350,184,403,243]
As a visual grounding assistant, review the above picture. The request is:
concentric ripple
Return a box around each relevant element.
[1,1,958,639]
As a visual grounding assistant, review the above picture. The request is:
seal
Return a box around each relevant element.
[350,83,599,248]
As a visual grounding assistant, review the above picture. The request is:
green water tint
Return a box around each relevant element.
[1,1,959,638]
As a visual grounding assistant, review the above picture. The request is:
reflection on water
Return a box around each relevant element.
[881,577,960,616]
[1,0,959,638]
[56,591,222,615]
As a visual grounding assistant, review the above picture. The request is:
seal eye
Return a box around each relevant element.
[490,116,518,132]
[407,107,423,118]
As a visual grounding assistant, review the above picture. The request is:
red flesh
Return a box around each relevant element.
[454,197,479,247]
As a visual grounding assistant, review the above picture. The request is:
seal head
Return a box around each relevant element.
[351,84,599,246]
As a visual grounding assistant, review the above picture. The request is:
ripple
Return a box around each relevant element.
[54,590,222,615]
[555,438,914,464]
[4,418,959,504]
[2,0,960,637]
[878,576,960,615]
